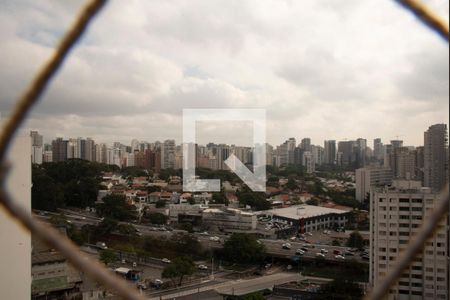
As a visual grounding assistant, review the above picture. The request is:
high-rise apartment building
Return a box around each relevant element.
[374,138,384,161]
[51,138,68,162]
[161,140,176,169]
[312,145,324,166]
[355,167,393,202]
[30,131,43,164]
[84,138,95,162]
[302,151,315,174]
[324,140,336,165]
[338,140,357,167]
[424,124,448,192]
[300,138,312,152]
[286,138,296,165]
[215,144,231,170]
[370,180,449,300]
[394,147,417,180]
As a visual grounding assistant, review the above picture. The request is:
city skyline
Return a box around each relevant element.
[0,0,448,147]
[28,122,449,148]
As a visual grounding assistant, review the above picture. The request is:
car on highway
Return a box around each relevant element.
[282,243,292,250]
[320,249,328,254]
[200,232,209,236]
[316,253,326,258]
[162,258,171,264]
[198,265,208,270]
[335,255,345,260]
[137,282,147,290]
[152,279,163,289]
[300,247,309,252]
[296,249,305,255]
[210,236,220,242]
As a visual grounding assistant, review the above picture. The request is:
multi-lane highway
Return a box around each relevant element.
[35,209,367,264]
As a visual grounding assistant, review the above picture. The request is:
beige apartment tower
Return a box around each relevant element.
[370,180,449,300]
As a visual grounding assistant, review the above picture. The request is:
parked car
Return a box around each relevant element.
[151,279,163,289]
[333,250,341,255]
[344,252,354,256]
[316,253,326,258]
[210,236,220,242]
[335,255,345,260]
[198,265,208,270]
[300,247,309,252]
[162,258,171,264]
[320,249,329,254]
[282,243,292,250]
[137,282,147,290]
[296,249,305,255]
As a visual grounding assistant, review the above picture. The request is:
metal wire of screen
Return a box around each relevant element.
[0,0,448,299]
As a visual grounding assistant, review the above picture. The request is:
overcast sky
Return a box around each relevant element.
[0,0,448,147]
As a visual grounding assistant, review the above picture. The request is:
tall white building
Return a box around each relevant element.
[30,131,43,164]
[302,151,315,174]
[312,145,324,166]
[355,167,393,202]
[370,180,449,300]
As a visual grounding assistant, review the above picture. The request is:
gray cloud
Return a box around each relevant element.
[1,0,449,147]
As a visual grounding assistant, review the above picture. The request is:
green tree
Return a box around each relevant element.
[162,257,196,286]
[145,213,168,225]
[155,200,167,208]
[32,165,65,211]
[317,278,363,300]
[222,233,266,264]
[242,293,266,300]
[48,214,70,227]
[121,166,148,178]
[332,240,341,246]
[238,188,270,211]
[117,223,137,235]
[286,178,298,190]
[347,231,364,249]
[99,249,117,266]
[96,194,137,221]
[147,186,162,193]
[306,199,319,206]
[173,234,203,256]
[95,218,119,237]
